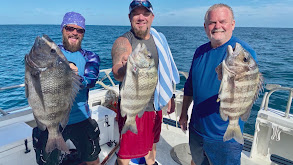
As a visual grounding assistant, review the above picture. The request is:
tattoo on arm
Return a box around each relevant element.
[111,38,128,65]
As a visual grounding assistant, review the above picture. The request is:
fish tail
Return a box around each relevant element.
[223,124,244,144]
[45,133,69,154]
[121,121,138,135]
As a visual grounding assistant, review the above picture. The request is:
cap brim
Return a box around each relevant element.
[129,5,153,14]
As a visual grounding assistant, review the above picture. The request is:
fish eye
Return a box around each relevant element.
[243,57,248,63]
[50,49,56,54]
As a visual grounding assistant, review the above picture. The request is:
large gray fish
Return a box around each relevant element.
[215,42,263,144]
[120,43,158,134]
[25,35,80,153]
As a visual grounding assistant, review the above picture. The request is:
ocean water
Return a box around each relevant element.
[0,25,292,135]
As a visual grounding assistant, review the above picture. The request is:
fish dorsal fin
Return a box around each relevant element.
[253,72,264,102]
[68,72,82,107]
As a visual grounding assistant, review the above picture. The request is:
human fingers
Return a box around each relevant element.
[69,62,78,75]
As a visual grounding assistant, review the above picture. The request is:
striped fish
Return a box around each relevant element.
[120,43,158,134]
[215,42,263,144]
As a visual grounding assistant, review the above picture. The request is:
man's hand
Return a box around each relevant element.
[69,62,78,75]
[179,95,192,131]
[179,112,188,131]
[166,97,175,114]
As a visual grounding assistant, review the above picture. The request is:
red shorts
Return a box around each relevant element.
[117,106,163,159]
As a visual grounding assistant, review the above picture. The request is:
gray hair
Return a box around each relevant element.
[204,4,234,22]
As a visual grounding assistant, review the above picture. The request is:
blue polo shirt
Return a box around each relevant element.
[184,36,257,142]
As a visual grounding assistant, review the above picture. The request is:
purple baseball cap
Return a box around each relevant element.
[61,12,85,32]
[129,0,153,14]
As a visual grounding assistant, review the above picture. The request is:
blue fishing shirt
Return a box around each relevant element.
[184,36,257,142]
[59,45,100,125]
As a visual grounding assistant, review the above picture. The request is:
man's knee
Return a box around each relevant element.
[85,157,100,165]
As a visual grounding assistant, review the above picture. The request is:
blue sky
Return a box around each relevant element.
[1,0,293,28]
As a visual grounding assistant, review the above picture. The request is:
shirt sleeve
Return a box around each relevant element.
[80,51,100,89]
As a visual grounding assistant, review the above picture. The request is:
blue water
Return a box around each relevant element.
[0,25,292,135]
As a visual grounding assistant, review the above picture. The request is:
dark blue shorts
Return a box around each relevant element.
[189,130,243,165]
[32,118,101,165]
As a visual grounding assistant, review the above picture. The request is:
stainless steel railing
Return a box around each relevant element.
[0,69,117,116]
[260,84,293,118]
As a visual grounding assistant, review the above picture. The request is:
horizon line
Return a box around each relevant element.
[0,24,292,29]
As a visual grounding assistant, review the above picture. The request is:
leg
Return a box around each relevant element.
[203,141,243,165]
[32,127,60,165]
[117,111,157,160]
[189,131,210,165]
[85,158,100,165]
[191,159,196,165]
[144,143,156,164]
[145,111,162,165]
[116,157,131,165]
[66,119,101,165]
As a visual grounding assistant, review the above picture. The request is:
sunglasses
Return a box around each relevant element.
[64,26,85,34]
[130,0,152,11]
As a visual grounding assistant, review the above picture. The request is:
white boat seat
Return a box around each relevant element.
[0,122,32,152]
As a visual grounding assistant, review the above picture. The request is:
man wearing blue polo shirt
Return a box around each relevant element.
[179,4,257,165]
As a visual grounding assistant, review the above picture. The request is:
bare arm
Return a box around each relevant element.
[179,95,193,131]
[111,37,132,82]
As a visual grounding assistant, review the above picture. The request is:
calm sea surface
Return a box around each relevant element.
[0,25,292,135]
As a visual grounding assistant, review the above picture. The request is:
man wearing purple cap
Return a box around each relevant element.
[33,12,101,165]
[112,0,179,165]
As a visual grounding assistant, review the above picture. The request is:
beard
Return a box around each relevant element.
[62,34,82,52]
[132,27,148,39]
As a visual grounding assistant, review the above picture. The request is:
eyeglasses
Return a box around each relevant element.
[64,26,85,34]
[129,0,152,12]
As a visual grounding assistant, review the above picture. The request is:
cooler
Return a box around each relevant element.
[91,105,117,146]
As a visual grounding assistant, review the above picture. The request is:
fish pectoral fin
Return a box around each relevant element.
[228,75,236,89]
[215,63,223,80]
[31,74,46,109]
[70,73,82,104]
[223,124,244,144]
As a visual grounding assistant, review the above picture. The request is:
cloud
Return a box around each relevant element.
[233,3,293,27]
[154,6,209,26]
[153,3,293,28]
